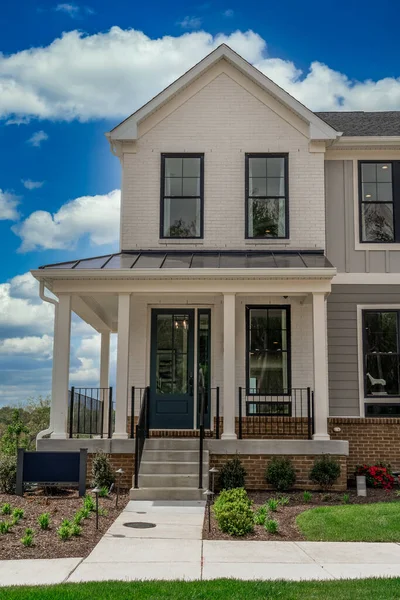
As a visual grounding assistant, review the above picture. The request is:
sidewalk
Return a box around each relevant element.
[2,500,400,586]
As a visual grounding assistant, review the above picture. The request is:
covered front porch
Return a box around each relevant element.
[32,250,335,444]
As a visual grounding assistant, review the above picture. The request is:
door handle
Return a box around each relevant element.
[188,374,193,395]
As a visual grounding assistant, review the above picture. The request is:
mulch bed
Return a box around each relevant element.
[0,489,128,560]
[203,488,399,541]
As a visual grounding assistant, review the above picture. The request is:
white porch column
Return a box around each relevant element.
[113,293,131,439]
[312,292,330,440]
[222,293,237,440]
[51,294,72,439]
[100,331,111,435]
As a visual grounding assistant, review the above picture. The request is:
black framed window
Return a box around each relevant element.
[246,305,291,394]
[359,161,400,243]
[160,154,204,238]
[245,154,289,239]
[363,310,400,397]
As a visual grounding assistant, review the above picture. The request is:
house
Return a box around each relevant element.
[33,45,400,497]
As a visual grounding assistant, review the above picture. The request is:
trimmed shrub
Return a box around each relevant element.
[218,456,246,490]
[91,452,115,489]
[265,519,279,534]
[0,454,17,494]
[83,495,95,512]
[213,488,254,537]
[266,457,296,491]
[309,455,341,490]
[37,513,50,530]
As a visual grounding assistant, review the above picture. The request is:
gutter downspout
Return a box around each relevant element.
[36,281,58,444]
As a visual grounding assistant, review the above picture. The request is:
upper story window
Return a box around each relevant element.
[363,310,400,397]
[246,154,289,239]
[359,161,400,243]
[160,154,204,239]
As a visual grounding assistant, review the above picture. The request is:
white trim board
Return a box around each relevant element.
[356,304,400,417]
[333,273,400,284]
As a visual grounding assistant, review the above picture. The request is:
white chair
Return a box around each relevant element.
[366,372,387,395]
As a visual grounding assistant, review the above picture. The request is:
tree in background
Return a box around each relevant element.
[0,397,50,453]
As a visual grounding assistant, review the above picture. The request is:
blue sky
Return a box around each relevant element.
[0,0,399,405]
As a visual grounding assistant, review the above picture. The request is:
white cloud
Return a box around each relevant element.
[22,179,45,190]
[0,190,20,221]
[55,3,80,17]
[223,9,234,17]
[13,189,120,252]
[27,130,48,147]
[1,27,400,124]
[177,16,203,29]
[0,335,53,358]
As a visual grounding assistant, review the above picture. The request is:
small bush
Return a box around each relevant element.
[303,491,312,503]
[254,505,268,526]
[266,457,296,492]
[37,513,50,530]
[0,455,17,494]
[265,519,279,534]
[342,493,350,504]
[99,486,109,498]
[213,488,254,537]
[57,524,72,541]
[1,503,11,515]
[218,457,246,491]
[70,524,82,537]
[355,464,395,490]
[83,495,95,512]
[21,532,34,547]
[91,452,115,489]
[61,519,72,528]
[73,510,86,525]
[277,495,290,507]
[267,498,279,512]
[13,508,24,521]
[309,455,341,490]
[0,520,12,534]
[98,508,108,517]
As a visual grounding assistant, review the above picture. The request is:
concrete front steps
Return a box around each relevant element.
[129,438,209,501]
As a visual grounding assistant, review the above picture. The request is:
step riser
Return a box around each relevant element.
[143,450,208,462]
[138,474,208,488]
[129,488,205,501]
[145,439,202,451]
[140,462,209,475]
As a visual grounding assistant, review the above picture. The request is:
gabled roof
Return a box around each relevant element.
[316,112,400,136]
[107,44,340,142]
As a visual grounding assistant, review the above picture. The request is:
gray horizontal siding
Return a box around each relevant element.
[328,284,400,416]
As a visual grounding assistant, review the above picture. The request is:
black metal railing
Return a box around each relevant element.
[198,386,206,489]
[238,387,314,440]
[134,386,150,488]
[68,387,112,438]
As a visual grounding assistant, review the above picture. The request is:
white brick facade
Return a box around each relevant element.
[121,66,326,252]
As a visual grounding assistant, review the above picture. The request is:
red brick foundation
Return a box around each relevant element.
[329,417,400,479]
[209,454,347,491]
[86,453,134,490]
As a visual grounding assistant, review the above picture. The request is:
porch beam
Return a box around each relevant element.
[72,295,113,332]
[50,278,333,295]
[113,293,131,439]
[51,294,72,439]
[222,293,237,440]
[312,292,330,441]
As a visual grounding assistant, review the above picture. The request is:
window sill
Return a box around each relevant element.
[355,242,400,251]
[245,240,290,246]
[158,240,204,245]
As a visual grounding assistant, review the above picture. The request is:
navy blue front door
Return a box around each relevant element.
[150,309,195,429]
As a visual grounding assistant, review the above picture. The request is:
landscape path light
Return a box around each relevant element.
[203,489,214,533]
[92,486,101,529]
[116,468,125,507]
[209,467,218,497]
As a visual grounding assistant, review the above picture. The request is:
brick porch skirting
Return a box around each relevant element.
[86,453,134,490]
[329,417,400,479]
[209,454,348,491]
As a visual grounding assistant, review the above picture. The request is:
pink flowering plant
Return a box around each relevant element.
[355,463,395,490]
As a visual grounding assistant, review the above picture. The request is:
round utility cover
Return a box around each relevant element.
[123,522,156,529]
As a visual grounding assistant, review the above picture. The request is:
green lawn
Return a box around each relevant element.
[2,580,400,600]
[297,502,400,542]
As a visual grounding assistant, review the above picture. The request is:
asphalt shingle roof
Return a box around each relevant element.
[315,111,400,136]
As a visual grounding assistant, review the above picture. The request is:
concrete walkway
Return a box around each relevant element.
[3,500,400,586]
